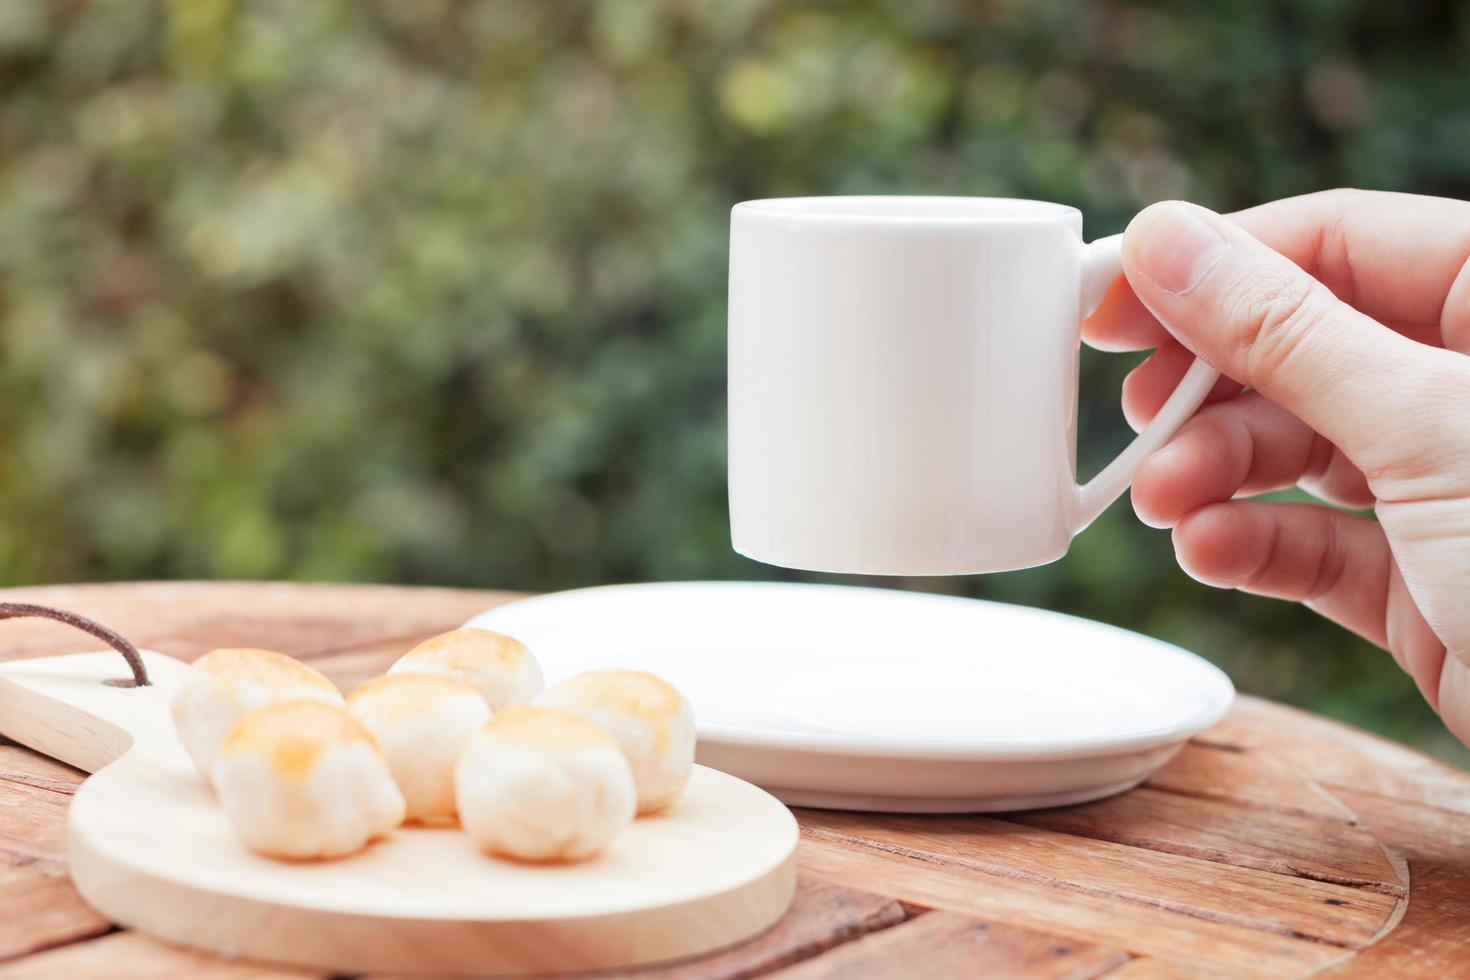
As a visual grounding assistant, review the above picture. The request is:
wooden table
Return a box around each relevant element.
[0,583,1467,979]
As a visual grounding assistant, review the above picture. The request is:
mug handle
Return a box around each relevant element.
[1070,233,1221,532]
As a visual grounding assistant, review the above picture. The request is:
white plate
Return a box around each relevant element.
[466,582,1234,813]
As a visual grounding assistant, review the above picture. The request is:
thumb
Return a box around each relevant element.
[1122,200,1463,485]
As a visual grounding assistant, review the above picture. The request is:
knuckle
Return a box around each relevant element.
[1224,269,1330,384]
[1240,513,1282,591]
[1303,514,1347,603]
[1302,430,1340,484]
[1322,187,1374,209]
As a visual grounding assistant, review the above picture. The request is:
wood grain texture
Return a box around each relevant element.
[0,582,1469,978]
[799,810,1397,948]
[0,931,321,980]
[365,878,909,980]
[1208,697,1470,815]
[0,741,85,796]
[0,859,109,962]
[0,778,70,864]
[1013,786,1402,892]
[767,911,1129,980]
[593,879,908,980]
[0,582,519,667]
[797,831,1350,977]
[1311,788,1470,978]
[1143,742,1350,820]
[1098,957,1231,980]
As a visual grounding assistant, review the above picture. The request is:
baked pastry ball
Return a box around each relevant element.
[213,700,405,860]
[389,628,542,711]
[171,648,343,784]
[539,670,694,814]
[347,674,491,823]
[455,706,635,862]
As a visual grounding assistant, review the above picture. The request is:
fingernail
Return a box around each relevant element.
[1135,204,1229,295]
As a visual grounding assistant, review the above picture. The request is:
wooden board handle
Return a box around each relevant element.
[0,651,187,773]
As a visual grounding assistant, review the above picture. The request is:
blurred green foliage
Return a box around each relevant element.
[1,0,1468,763]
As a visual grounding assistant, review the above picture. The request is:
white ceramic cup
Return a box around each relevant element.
[728,196,1220,575]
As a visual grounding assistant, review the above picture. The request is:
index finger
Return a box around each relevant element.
[1084,188,1470,352]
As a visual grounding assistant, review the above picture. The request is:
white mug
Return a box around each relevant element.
[728,196,1220,575]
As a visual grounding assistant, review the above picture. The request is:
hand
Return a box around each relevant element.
[1085,190,1470,746]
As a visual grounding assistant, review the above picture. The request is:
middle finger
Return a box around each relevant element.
[1131,391,1375,528]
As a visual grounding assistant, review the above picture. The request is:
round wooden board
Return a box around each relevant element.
[0,650,799,975]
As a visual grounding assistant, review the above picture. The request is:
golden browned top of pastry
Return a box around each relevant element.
[557,670,681,720]
[348,673,482,722]
[219,700,377,778]
[193,648,338,694]
[400,629,529,671]
[480,706,616,750]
